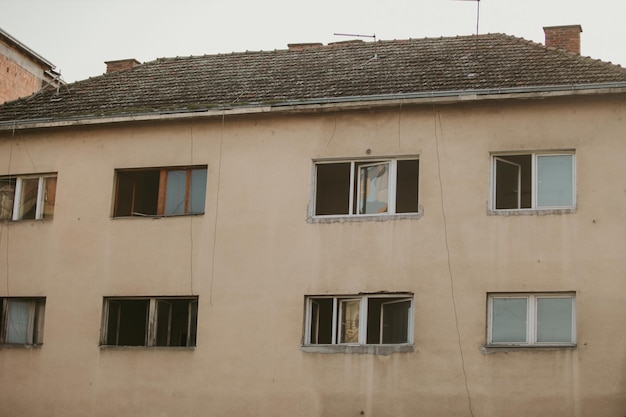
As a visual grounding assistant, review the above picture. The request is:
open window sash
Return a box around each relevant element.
[356,162,390,214]
[379,298,412,344]
[338,299,361,344]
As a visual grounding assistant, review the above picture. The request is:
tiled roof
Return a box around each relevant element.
[1,33,626,123]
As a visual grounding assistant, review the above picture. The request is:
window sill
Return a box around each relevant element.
[0,343,43,349]
[301,344,413,355]
[480,344,576,354]
[99,345,196,350]
[111,213,204,220]
[488,208,576,216]
[307,210,423,224]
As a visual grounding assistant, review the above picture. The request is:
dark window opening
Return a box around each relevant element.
[114,167,207,217]
[305,295,412,346]
[314,159,418,216]
[102,297,198,347]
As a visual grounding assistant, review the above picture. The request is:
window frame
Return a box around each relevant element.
[100,296,198,348]
[311,157,420,220]
[487,292,576,347]
[0,173,57,221]
[303,293,414,348]
[112,166,207,218]
[0,297,46,346]
[490,152,575,212]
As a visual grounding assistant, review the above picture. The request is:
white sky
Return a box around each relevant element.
[3,0,626,83]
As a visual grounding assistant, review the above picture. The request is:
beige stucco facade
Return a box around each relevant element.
[1,93,625,416]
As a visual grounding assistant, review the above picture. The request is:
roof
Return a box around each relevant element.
[1,33,626,126]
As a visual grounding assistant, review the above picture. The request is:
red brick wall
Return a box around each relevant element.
[0,54,41,103]
[544,25,582,55]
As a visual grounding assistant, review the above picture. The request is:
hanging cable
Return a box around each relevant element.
[433,106,475,417]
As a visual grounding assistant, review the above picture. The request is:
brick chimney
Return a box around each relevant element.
[288,43,323,51]
[105,58,140,73]
[543,25,582,55]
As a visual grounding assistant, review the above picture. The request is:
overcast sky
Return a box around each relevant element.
[3,0,625,83]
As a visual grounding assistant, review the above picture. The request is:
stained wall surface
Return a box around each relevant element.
[1,94,625,417]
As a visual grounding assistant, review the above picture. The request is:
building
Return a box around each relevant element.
[0,28,61,104]
[0,25,625,417]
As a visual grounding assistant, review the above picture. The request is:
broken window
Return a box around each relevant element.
[492,153,574,210]
[0,174,57,221]
[101,297,198,347]
[304,294,413,345]
[0,298,46,345]
[113,166,207,217]
[487,293,576,346]
[314,158,419,216]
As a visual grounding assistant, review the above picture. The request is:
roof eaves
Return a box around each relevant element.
[2,82,626,131]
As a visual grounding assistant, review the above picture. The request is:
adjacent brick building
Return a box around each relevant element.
[0,28,61,104]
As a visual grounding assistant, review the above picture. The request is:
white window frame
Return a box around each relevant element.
[0,173,57,221]
[490,152,575,211]
[303,294,414,346]
[100,296,198,347]
[0,297,46,346]
[312,157,419,218]
[487,293,576,347]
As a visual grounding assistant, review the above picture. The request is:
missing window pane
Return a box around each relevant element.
[315,163,350,215]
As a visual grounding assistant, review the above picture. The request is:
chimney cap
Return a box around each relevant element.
[543,24,582,33]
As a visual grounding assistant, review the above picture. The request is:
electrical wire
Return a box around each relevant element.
[433,107,475,417]
[209,111,225,306]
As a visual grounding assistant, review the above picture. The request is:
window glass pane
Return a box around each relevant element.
[41,177,56,219]
[537,155,573,207]
[381,299,410,344]
[536,297,573,343]
[6,300,31,344]
[189,169,207,214]
[358,162,389,214]
[315,163,350,215]
[339,299,360,343]
[165,170,187,215]
[18,178,39,220]
[396,160,419,213]
[491,298,527,343]
[0,178,15,220]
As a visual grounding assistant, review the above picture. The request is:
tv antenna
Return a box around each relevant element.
[333,33,378,65]
[453,0,481,38]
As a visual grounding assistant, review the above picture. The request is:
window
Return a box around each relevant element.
[113,166,207,217]
[492,153,575,210]
[304,294,413,346]
[487,293,575,346]
[0,298,46,346]
[0,174,57,220]
[101,297,198,347]
[313,158,419,216]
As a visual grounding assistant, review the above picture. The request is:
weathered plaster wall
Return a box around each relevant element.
[1,94,625,416]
